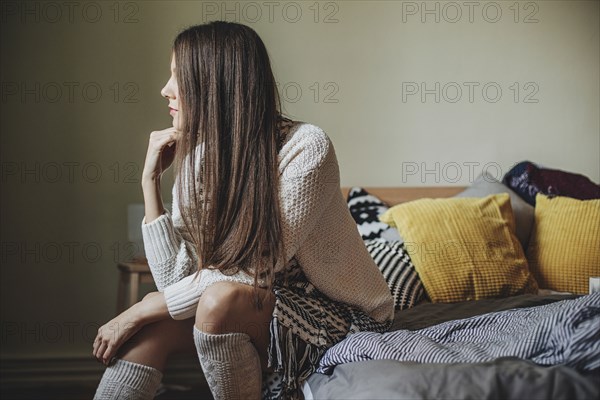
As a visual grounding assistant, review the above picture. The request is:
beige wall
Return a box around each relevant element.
[1,1,598,359]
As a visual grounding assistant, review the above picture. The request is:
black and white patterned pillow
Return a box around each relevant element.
[365,238,424,310]
[347,187,403,242]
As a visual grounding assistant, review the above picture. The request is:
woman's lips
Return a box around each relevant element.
[169,107,178,115]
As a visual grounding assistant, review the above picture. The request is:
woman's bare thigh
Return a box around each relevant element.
[115,317,196,371]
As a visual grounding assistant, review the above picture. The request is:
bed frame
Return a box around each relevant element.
[340,186,466,205]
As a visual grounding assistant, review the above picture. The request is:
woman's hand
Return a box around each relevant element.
[93,306,142,366]
[92,292,170,365]
[141,128,180,222]
[142,127,180,184]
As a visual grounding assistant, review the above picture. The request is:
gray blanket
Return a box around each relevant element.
[307,358,600,400]
[317,293,600,373]
[305,294,600,400]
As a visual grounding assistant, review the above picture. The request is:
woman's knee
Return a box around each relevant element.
[195,282,274,336]
[195,282,245,333]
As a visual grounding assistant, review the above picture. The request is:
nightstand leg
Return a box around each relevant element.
[128,272,140,308]
[117,271,126,313]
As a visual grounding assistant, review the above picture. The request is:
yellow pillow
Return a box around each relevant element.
[379,193,538,303]
[526,194,600,294]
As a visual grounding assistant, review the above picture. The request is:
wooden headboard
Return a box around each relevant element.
[340,187,466,206]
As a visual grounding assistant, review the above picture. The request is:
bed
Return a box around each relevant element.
[299,185,600,400]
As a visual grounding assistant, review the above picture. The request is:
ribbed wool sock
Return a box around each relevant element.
[193,325,262,400]
[93,358,163,400]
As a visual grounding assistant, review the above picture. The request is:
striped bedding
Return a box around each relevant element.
[317,293,600,374]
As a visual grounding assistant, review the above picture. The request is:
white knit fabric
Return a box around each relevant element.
[141,122,394,323]
[93,358,163,400]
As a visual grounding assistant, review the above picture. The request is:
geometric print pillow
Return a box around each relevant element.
[364,238,424,310]
[347,187,403,242]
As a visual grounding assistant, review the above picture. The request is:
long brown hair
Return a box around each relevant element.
[172,21,286,308]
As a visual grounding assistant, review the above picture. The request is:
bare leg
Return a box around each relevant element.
[116,315,196,372]
[94,293,197,400]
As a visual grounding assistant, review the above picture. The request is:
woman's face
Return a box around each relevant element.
[160,55,181,130]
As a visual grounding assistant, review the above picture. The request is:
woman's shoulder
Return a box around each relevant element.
[278,119,337,177]
[279,118,332,155]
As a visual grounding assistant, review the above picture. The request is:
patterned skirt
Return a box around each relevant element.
[262,258,392,399]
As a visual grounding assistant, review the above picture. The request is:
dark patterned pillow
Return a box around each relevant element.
[502,161,600,206]
[347,187,403,242]
[365,238,424,310]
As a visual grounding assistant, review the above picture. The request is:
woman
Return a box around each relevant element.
[93,21,394,400]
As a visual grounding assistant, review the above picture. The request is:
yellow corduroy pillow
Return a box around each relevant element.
[379,193,538,303]
[526,194,600,294]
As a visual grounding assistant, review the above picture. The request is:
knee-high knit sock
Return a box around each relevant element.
[93,358,163,400]
[193,325,262,400]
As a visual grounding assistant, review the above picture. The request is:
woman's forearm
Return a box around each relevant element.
[93,291,171,365]
[142,177,166,223]
[131,291,171,325]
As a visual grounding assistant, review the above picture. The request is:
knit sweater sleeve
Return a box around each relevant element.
[144,189,256,320]
[141,142,259,320]
[141,179,198,292]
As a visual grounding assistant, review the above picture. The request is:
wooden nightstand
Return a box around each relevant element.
[116,259,154,313]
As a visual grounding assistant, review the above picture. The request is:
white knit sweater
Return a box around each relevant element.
[141,122,394,324]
